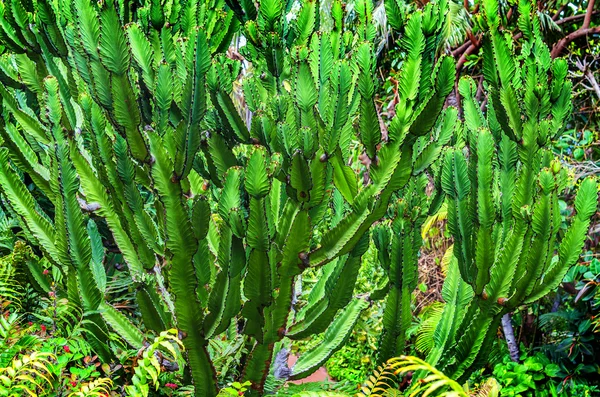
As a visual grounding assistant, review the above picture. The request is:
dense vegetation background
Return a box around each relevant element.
[0,0,598,396]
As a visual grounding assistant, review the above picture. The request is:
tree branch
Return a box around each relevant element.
[583,0,596,29]
[551,0,599,58]
[551,26,600,58]
[456,41,481,72]
[556,10,599,26]
[449,9,599,60]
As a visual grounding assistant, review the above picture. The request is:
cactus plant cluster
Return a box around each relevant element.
[0,0,596,394]
[425,0,598,382]
[0,0,458,394]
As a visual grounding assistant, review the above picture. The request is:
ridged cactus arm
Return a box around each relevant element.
[127,23,156,90]
[472,128,496,294]
[412,107,457,176]
[429,0,599,381]
[408,55,455,140]
[207,61,250,145]
[114,136,162,254]
[356,42,380,161]
[524,177,599,303]
[69,145,146,277]
[241,147,272,341]
[497,134,518,240]
[77,96,159,270]
[148,133,218,396]
[73,0,101,60]
[0,122,52,198]
[0,84,50,145]
[0,2,27,53]
[0,149,59,264]
[376,176,430,362]
[459,78,487,135]
[288,235,369,340]
[154,62,174,135]
[71,126,168,338]
[44,77,91,277]
[243,205,311,391]
[242,248,272,340]
[97,2,149,162]
[307,190,379,267]
[30,30,78,129]
[289,298,369,380]
[285,260,337,338]
[204,225,245,338]
[426,253,474,366]
[508,171,559,304]
[174,30,211,180]
[384,0,408,32]
[441,149,474,285]
[287,234,370,379]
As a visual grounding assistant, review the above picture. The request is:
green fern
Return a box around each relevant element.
[359,356,500,397]
[125,329,184,397]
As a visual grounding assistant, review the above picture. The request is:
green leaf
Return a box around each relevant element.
[290,299,368,379]
[245,147,270,198]
[99,5,130,75]
[296,62,317,111]
[99,302,144,349]
[330,150,357,205]
[290,152,311,203]
[0,148,58,263]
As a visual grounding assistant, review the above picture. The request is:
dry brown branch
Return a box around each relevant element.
[551,0,599,58]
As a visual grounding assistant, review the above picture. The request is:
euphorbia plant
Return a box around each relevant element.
[0,0,456,395]
[426,0,599,381]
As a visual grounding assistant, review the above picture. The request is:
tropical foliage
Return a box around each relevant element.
[0,0,597,395]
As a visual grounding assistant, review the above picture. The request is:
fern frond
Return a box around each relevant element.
[359,362,397,396]
[67,378,113,397]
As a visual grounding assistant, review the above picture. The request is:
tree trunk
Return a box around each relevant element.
[502,313,520,362]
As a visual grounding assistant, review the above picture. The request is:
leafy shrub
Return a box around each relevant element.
[471,351,600,397]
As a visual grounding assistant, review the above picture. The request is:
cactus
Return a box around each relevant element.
[0,0,456,395]
[372,106,454,363]
[0,0,238,393]
[368,0,457,363]
[427,0,599,381]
